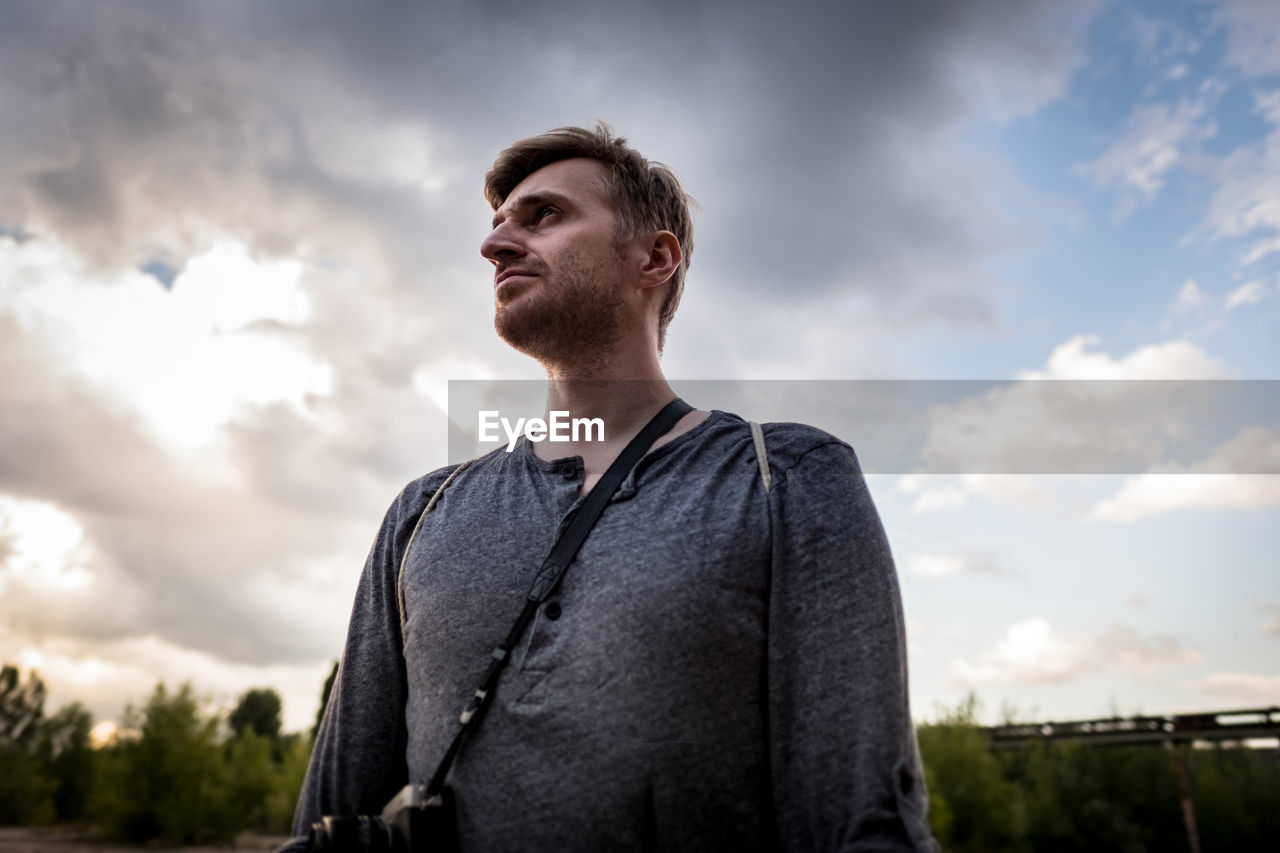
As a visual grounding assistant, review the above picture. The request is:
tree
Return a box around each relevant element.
[916,694,1025,852]
[0,665,53,824]
[229,687,282,740]
[91,682,241,844]
[38,702,94,822]
[311,660,338,741]
[0,664,45,748]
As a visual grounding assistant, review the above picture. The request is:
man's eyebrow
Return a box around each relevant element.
[491,191,573,228]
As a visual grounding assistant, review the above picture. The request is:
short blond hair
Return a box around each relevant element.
[485,124,693,352]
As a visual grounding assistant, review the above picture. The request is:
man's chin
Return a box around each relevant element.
[495,306,621,369]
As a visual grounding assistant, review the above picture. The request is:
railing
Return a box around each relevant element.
[980,706,1279,853]
[985,706,1280,748]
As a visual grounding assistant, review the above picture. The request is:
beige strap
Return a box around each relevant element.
[397,461,470,641]
[749,422,771,493]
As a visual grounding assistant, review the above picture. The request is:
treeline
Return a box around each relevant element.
[0,663,322,843]
[4,665,1279,849]
[919,695,1280,852]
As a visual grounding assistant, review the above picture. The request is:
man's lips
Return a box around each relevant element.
[495,269,537,291]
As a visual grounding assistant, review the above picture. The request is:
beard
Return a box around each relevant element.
[494,249,628,371]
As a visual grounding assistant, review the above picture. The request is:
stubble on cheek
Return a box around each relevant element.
[494,249,627,369]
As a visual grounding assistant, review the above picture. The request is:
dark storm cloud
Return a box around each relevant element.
[0,0,1099,326]
[0,0,1104,670]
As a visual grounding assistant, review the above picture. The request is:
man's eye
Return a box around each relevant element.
[535,206,558,221]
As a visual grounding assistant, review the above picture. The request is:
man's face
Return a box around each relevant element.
[480,158,633,365]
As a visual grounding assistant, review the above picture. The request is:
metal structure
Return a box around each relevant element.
[982,706,1280,853]
[985,706,1280,749]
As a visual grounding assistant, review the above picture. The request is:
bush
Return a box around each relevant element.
[0,665,55,825]
[90,682,242,844]
[916,694,1025,852]
[38,702,95,823]
[916,696,1280,853]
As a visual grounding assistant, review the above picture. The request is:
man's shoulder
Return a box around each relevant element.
[715,415,853,471]
[387,443,517,516]
[387,461,471,520]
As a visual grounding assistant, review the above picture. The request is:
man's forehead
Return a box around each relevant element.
[495,158,610,216]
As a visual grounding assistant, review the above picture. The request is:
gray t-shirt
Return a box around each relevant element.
[286,411,937,851]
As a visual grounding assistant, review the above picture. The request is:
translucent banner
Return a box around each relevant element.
[446,380,1280,475]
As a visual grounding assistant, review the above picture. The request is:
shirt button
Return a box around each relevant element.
[545,601,562,620]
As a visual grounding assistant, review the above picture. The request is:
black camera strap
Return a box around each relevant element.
[425,397,694,796]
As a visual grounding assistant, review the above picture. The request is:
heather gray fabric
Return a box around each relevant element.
[285,411,937,852]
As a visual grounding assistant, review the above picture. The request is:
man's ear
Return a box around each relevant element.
[637,231,682,291]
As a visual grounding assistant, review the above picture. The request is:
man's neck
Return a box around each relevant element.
[532,357,706,491]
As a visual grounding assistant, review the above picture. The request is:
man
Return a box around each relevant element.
[287,125,937,851]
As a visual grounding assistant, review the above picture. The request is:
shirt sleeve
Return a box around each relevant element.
[766,440,938,852]
[279,476,445,853]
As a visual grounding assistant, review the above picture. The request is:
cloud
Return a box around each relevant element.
[1193,90,1280,268]
[910,485,970,514]
[1259,602,1280,637]
[950,618,1199,686]
[0,0,1110,387]
[1170,278,1205,313]
[4,631,331,732]
[1127,9,1202,64]
[904,550,1016,579]
[1225,279,1267,310]
[0,249,451,666]
[1212,0,1280,78]
[897,473,1057,512]
[1191,671,1280,703]
[1018,335,1229,380]
[1090,427,1280,522]
[0,0,1114,725]
[1077,98,1216,217]
[913,337,1245,476]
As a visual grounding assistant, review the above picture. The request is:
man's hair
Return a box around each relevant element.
[484,124,693,352]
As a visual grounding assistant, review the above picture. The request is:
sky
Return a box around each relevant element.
[0,0,1277,738]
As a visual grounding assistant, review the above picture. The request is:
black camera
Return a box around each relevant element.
[308,785,457,853]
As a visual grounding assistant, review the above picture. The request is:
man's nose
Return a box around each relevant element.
[480,221,525,264]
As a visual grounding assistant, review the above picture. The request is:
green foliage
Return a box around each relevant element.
[0,663,317,839]
[0,742,55,825]
[312,660,338,741]
[229,687,283,741]
[262,732,313,834]
[916,693,1025,852]
[1190,744,1280,853]
[916,696,1280,853]
[1014,742,1183,853]
[220,727,310,833]
[225,729,277,830]
[0,666,54,825]
[7,667,1277,850]
[0,664,46,748]
[90,682,241,844]
[38,702,95,822]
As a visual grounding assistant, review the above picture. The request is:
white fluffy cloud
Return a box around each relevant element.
[1259,602,1280,637]
[1077,98,1216,217]
[1191,671,1280,703]
[1090,427,1280,522]
[904,550,1015,579]
[1171,278,1205,313]
[1195,89,1280,267]
[950,618,1199,686]
[914,336,1236,476]
[1225,279,1267,310]
[1017,334,1230,380]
